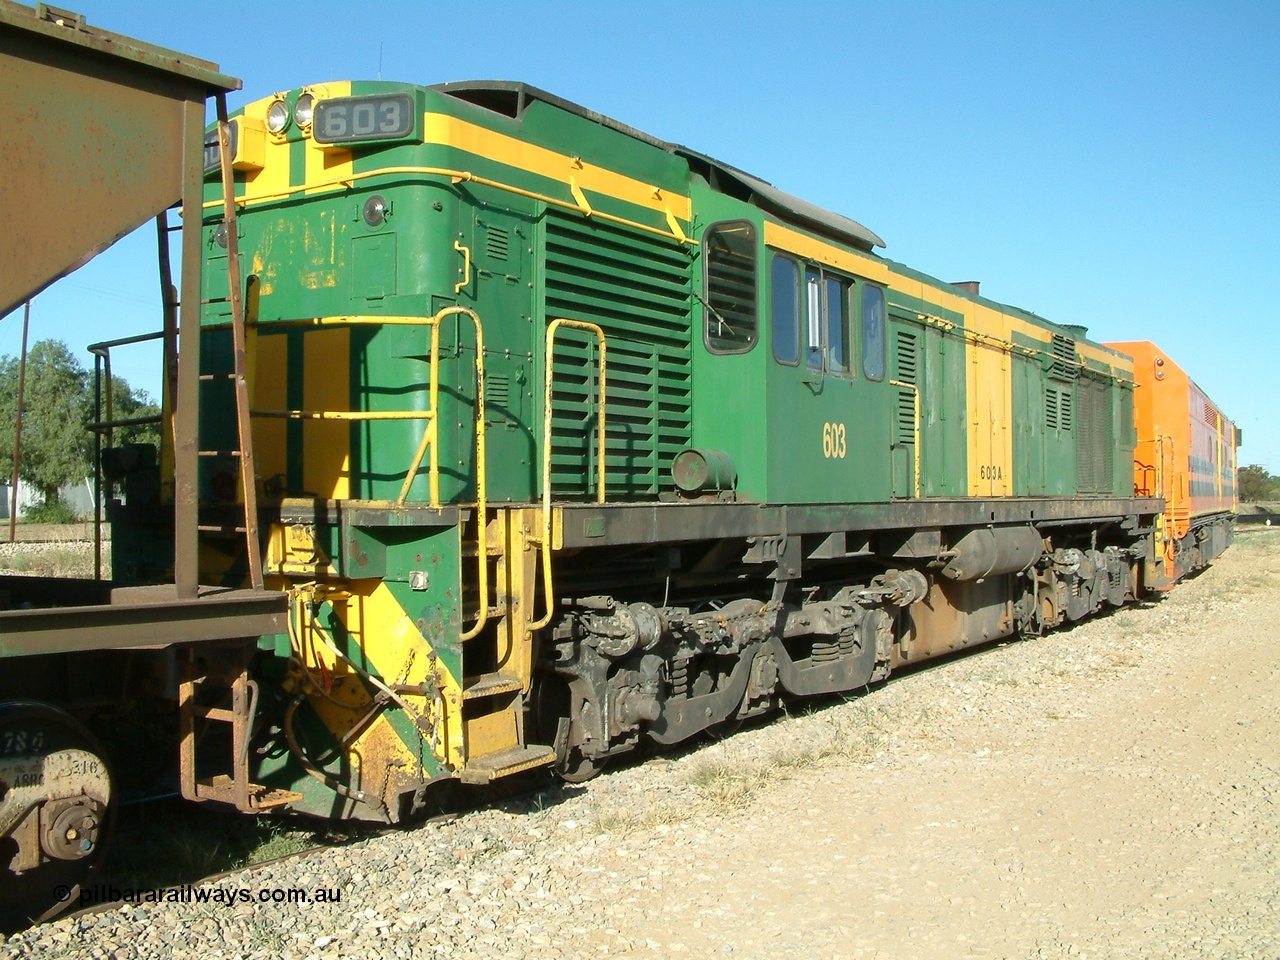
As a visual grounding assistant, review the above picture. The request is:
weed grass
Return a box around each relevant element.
[0,541,105,578]
[682,702,896,811]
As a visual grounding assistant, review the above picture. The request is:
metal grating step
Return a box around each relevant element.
[459,745,556,785]
[194,775,302,810]
[462,673,523,700]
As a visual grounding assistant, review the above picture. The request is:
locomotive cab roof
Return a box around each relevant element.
[432,80,885,254]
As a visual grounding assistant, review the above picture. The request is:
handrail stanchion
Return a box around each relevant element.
[529,318,607,633]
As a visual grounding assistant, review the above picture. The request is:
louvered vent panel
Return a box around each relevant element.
[1049,334,1079,382]
[485,224,509,262]
[894,331,919,445]
[1046,387,1060,430]
[485,372,510,407]
[544,210,692,498]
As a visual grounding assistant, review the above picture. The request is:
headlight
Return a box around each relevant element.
[363,195,388,227]
[265,99,289,134]
[294,93,314,129]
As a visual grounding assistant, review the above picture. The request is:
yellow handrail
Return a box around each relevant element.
[889,378,921,498]
[248,314,443,506]
[247,308,493,640]
[529,318,608,632]
[434,308,489,642]
[202,165,697,248]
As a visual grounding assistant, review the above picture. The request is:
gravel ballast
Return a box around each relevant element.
[4,528,1277,959]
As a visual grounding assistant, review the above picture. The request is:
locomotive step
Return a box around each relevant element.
[458,745,556,785]
[194,775,303,811]
[462,672,524,700]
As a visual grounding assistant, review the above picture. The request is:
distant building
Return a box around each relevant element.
[0,478,96,520]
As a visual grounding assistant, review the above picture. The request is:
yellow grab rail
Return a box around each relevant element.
[889,379,921,499]
[201,165,697,249]
[529,318,608,632]
[432,308,489,641]
[453,240,472,294]
[247,309,493,640]
[248,314,444,507]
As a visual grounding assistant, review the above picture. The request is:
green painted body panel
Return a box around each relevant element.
[250,524,462,813]
[1009,330,1074,496]
[885,296,967,498]
[687,185,769,500]
[764,267,893,504]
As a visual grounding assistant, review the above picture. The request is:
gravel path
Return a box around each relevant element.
[4,528,1277,959]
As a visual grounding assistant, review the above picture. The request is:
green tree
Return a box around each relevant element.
[107,375,162,451]
[1238,464,1280,502]
[0,340,92,505]
[1,341,164,509]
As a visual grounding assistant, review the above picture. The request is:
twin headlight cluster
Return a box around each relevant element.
[266,93,314,135]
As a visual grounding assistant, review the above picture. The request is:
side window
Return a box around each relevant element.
[825,276,851,373]
[861,283,886,381]
[805,267,822,368]
[771,254,800,365]
[703,221,758,353]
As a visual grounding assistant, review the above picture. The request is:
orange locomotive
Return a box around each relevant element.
[1107,341,1239,586]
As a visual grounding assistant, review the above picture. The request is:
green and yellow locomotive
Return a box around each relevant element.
[4,0,1241,927]
[106,78,1226,822]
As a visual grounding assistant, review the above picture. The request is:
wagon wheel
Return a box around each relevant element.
[0,702,116,932]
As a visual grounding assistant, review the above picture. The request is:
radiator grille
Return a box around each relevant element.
[544,210,692,498]
[1075,375,1112,492]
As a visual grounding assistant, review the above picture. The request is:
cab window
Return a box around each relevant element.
[771,254,800,365]
[826,276,851,373]
[767,250,855,376]
[861,283,886,381]
[703,221,758,353]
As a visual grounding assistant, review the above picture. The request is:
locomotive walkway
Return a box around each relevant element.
[3,529,1277,959]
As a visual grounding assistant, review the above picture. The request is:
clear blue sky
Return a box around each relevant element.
[3,0,1277,470]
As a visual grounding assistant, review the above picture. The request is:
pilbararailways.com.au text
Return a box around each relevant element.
[62,884,342,907]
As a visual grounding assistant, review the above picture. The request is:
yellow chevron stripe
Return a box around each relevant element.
[423,112,692,222]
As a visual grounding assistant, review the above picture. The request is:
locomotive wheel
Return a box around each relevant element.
[530,676,606,784]
[555,748,605,784]
[0,702,116,932]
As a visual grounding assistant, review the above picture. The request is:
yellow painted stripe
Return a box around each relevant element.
[764,220,890,283]
[302,325,351,500]
[239,95,292,203]
[763,220,1132,377]
[304,83,352,196]
[305,579,465,773]
[423,112,692,222]
[764,220,1142,495]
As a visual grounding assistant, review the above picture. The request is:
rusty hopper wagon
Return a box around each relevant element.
[0,0,284,927]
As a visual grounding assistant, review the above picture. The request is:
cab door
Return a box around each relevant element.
[450,206,536,503]
[766,252,892,504]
